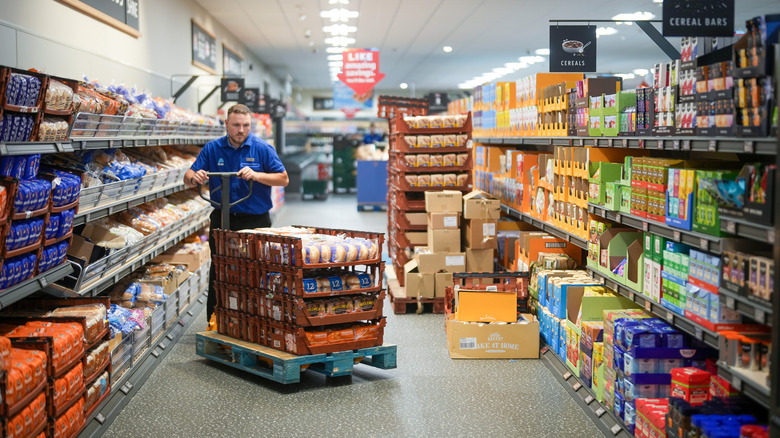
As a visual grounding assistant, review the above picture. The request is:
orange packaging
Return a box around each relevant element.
[20,406,32,436]
[9,357,33,396]
[52,374,68,407]
[305,330,328,346]
[30,391,46,426]
[0,334,11,365]
[67,362,84,398]
[7,412,24,438]
[53,413,69,438]
[328,328,355,344]
[10,349,46,389]
[6,367,24,405]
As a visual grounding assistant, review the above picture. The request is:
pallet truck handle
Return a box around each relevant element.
[196,171,254,230]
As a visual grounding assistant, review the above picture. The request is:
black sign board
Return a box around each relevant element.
[549,25,597,72]
[221,78,245,102]
[60,0,140,35]
[192,20,217,74]
[663,0,734,37]
[223,44,243,78]
[426,92,450,114]
[313,97,335,111]
[271,100,287,119]
[241,88,271,113]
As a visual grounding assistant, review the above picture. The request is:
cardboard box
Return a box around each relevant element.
[404,260,435,299]
[463,219,497,249]
[435,272,453,298]
[466,248,494,272]
[462,190,501,220]
[414,251,466,273]
[443,252,466,272]
[456,289,516,323]
[425,190,463,212]
[427,212,461,230]
[446,314,539,359]
[428,229,461,253]
[405,212,427,227]
[153,246,211,272]
[405,231,428,245]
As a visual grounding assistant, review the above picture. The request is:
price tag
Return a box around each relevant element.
[629,291,635,300]
[755,308,766,324]
[563,372,572,380]
[585,395,595,404]
[151,350,160,358]
[622,138,628,148]
[599,276,606,285]
[607,138,614,147]
[695,327,703,341]
[611,424,623,435]
[615,213,622,223]
[731,375,742,391]
[673,231,681,242]
[708,140,717,151]
[644,300,653,312]
[595,408,606,417]
[166,334,174,341]
[642,222,649,232]
[638,140,645,149]
[768,230,776,243]
[96,413,106,424]
[657,140,664,150]
[682,140,691,151]
[725,296,736,309]
[744,141,754,153]
[666,310,675,322]
[120,384,131,395]
[699,239,709,252]
[572,382,582,391]
[672,140,680,150]
[725,221,736,234]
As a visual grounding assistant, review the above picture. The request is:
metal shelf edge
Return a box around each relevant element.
[0,263,73,310]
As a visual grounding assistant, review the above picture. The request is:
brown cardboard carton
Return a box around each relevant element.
[427,212,461,230]
[428,229,461,253]
[153,245,211,272]
[405,212,427,227]
[404,260,435,299]
[463,219,498,249]
[466,248,494,272]
[462,190,501,220]
[414,251,446,273]
[446,314,540,359]
[456,288,516,322]
[434,272,453,298]
[443,252,466,272]
[405,231,428,245]
[425,190,463,212]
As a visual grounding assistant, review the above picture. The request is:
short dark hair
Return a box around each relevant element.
[227,104,251,117]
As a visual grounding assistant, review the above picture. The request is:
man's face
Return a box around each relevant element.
[226,113,251,147]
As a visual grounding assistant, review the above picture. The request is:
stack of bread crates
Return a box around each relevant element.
[212,226,387,355]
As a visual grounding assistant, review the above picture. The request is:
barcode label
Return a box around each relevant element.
[229,297,238,310]
[460,337,477,350]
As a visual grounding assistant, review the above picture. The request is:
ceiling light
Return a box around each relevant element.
[492,67,512,76]
[653,0,663,3]
[535,48,550,56]
[325,36,355,46]
[596,26,618,37]
[615,73,635,79]
[305,29,311,37]
[329,0,349,4]
[632,68,649,76]
[400,83,408,89]
[443,46,453,53]
[612,11,655,23]
[327,54,343,61]
[320,8,359,22]
[505,62,525,71]
[326,46,346,53]
[323,24,356,35]
[328,61,342,67]
[519,55,545,64]
[458,83,472,89]
[299,14,306,21]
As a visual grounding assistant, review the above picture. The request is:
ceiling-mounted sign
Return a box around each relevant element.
[427,92,450,114]
[241,88,271,114]
[549,25,597,73]
[58,0,140,37]
[333,81,373,112]
[313,97,335,111]
[337,49,386,96]
[662,0,735,37]
[192,19,217,74]
[221,78,244,102]
[223,44,243,77]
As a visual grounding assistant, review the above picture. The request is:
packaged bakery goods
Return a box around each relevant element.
[45,80,74,111]
[456,153,468,166]
[354,295,377,311]
[405,175,417,187]
[443,174,457,186]
[430,135,443,148]
[456,134,468,147]
[442,153,456,167]
[457,173,469,186]
[417,174,430,187]
[302,277,318,294]
[417,135,431,148]
[429,154,443,167]
[303,244,321,264]
[442,115,457,128]
[430,116,443,129]
[455,114,467,127]
[443,135,456,147]
[404,154,417,167]
[416,154,429,167]
[430,174,444,187]
[404,135,416,148]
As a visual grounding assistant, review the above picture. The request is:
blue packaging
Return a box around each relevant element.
[20,255,32,279]
[38,179,51,210]
[613,391,626,418]
[614,345,626,372]
[624,401,637,426]
[657,358,684,373]
[56,241,68,262]
[624,325,660,349]
[28,218,43,246]
[6,75,21,105]
[17,222,30,249]
[46,214,60,240]
[356,273,372,289]
[0,156,15,177]
[24,154,40,180]
[302,277,317,293]
[25,77,41,107]
[14,182,29,212]
[615,318,645,349]
[327,276,344,291]
[624,352,657,376]
[9,259,21,285]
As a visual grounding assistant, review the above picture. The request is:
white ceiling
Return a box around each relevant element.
[195,0,779,92]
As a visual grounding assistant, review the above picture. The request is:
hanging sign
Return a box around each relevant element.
[192,19,217,74]
[241,87,271,114]
[223,44,243,77]
[58,0,140,37]
[337,49,385,95]
[427,92,450,114]
[313,97,335,110]
[663,0,734,37]
[549,25,597,72]
[221,78,244,102]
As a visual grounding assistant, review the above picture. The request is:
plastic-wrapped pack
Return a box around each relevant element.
[45,80,74,111]
[6,73,42,107]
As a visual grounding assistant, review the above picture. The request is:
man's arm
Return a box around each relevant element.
[237,168,289,187]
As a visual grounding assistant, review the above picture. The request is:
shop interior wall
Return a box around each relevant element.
[0,0,285,116]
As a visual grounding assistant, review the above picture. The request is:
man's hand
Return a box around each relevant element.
[191,169,208,186]
[237,166,259,183]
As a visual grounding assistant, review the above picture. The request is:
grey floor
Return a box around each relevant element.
[104,194,605,438]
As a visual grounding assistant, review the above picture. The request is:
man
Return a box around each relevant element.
[362,123,384,145]
[184,104,288,324]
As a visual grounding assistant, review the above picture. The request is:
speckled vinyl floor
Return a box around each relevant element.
[103,194,605,438]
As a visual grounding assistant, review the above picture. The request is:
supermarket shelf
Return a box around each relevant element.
[73,182,187,227]
[475,136,778,155]
[718,287,773,325]
[586,268,720,349]
[72,136,217,150]
[0,262,73,310]
[501,204,588,250]
[719,216,775,244]
[716,361,771,409]
[0,141,75,155]
[80,285,208,437]
[588,203,722,255]
[75,209,212,297]
[540,344,632,438]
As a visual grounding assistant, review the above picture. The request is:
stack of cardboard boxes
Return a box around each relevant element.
[461,191,500,272]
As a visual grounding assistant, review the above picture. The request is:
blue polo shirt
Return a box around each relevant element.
[190,134,285,215]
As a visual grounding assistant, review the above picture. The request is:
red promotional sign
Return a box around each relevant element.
[340,107,359,119]
[337,49,385,95]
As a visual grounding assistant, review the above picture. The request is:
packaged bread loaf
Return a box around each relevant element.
[405,175,418,187]
[416,116,431,129]
[456,134,468,147]
[404,155,417,167]
[442,153,455,167]
[417,135,431,148]
[455,114,467,127]
[430,116,444,129]
[416,154,429,167]
[417,174,431,187]
[456,153,468,166]
[429,154,442,167]
[430,174,444,187]
[457,173,469,186]
[405,135,416,148]
[443,174,457,186]
[443,135,456,147]
[443,115,457,128]
[430,135,443,148]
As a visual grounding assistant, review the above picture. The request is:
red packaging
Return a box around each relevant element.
[710,374,740,398]
[671,367,711,405]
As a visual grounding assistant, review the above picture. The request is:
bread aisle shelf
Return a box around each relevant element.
[73,181,187,228]
[0,262,72,310]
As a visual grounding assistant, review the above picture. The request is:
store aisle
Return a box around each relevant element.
[104,195,604,438]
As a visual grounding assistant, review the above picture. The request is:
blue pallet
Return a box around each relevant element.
[195,331,397,384]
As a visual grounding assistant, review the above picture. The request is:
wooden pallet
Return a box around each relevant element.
[384,265,444,314]
[195,331,397,384]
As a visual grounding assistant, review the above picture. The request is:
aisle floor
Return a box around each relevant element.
[104,195,605,438]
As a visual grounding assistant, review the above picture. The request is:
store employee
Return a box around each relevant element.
[362,123,384,144]
[184,103,288,324]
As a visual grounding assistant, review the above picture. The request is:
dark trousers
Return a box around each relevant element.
[207,209,271,322]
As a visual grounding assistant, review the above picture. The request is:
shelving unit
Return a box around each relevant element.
[501,204,588,250]
[73,181,188,227]
[0,262,73,310]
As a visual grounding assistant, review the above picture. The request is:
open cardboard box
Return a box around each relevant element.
[462,190,501,220]
[153,245,211,273]
[68,223,127,267]
[404,259,435,299]
[446,313,539,359]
